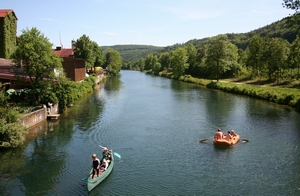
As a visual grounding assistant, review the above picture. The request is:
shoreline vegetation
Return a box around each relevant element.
[152,71,300,110]
[0,73,107,149]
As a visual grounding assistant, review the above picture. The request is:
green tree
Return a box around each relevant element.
[170,47,188,78]
[185,43,198,76]
[225,42,241,78]
[283,0,300,13]
[158,52,171,71]
[237,48,247,67]
[105,48,122,75]
[152,59,161,74]
[246,35,266,78]
[138,58,145,71]
[263,37,290,82]
[92,41,105,68]
[288,34,300,79]
[144,53,167,74]
[144,54,155,71]
[206,35,237,81]
[196,45,208,78]
[73,34,96,69]
[11,27,63,105]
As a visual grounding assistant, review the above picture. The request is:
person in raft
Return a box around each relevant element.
[91,154,100,179]
[101,147,112,171]
[214,128,225,140]
[225,131,233,140]
[230,129,237,136]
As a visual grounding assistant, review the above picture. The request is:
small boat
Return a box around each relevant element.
[87,151,114,192]
[213,133,240,146]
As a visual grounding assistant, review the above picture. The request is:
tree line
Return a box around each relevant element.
[122,1,300,82]
[125,33,300,83]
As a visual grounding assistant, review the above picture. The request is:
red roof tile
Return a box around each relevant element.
[0,72,16,80]
[0,72,51,82]
[0,72,30,81]
[0,58,15,67]
[53,48,74,58]
[0,9,18,20]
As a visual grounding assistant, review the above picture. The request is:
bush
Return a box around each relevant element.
[292,98,300,109]
[51,76,97,111]
[0,115,27,148]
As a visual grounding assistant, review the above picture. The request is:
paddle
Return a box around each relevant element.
[113,152,121,159]
[241,138,249,142]
[82,172,91,181]
[199,138,211,142]
[82,174,89,181]
[99,145,122,158]
[200,137,249,142]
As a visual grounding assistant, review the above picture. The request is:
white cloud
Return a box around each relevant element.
[75,23,94,29]
[165,7,222,20]
[39,18,63,23]
[104,31,119,35]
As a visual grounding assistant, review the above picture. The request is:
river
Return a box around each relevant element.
[1,70,300,195]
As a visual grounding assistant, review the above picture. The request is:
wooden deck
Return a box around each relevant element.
[47,114,60,120]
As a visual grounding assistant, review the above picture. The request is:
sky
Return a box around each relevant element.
[2,0,295,48]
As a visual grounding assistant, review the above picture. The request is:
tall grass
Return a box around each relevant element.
[206,81,300,109]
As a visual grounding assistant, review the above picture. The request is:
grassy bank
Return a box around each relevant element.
[206,81,300,109]
[156,72,300,110]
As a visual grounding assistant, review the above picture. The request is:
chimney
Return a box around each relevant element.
[71,40,75,50]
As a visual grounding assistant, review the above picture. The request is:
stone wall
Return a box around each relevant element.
[18,107,47,128]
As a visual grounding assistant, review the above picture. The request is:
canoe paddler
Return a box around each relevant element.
[101,147,112,171]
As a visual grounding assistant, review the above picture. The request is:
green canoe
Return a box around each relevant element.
[87,151,114,192]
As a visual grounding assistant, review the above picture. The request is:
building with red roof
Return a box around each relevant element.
[0,58,32,88]
[0,9,86,86]
[0,10,25,87]
[53,40,86,82]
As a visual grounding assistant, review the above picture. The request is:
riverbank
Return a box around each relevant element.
[95,72,107,85]
[0,73,107,149]
[155,71,300,110]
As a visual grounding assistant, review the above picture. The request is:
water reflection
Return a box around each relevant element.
[104,74,121,92]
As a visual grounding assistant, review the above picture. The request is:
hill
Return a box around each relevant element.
[174,15,299,51]
[100,45,164,62]
[101,15,300,62]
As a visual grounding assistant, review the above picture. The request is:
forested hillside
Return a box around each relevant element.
[164,15,299,52]
[101,45,164,61]
[102,15,298,62]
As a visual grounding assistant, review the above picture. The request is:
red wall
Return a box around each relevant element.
[62,57,86,81]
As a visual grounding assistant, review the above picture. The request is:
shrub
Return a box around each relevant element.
[0,114,27,148]
[292,97,300,109]
[283,94,295,105]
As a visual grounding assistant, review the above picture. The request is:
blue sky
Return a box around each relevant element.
[2,0,294,48]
